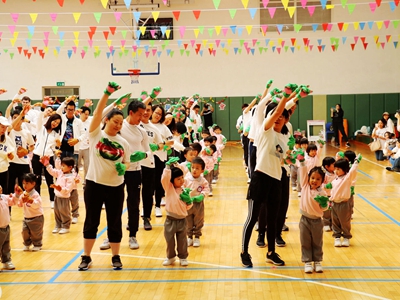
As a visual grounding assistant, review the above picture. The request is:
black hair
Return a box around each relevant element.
[22,173,36,184]
[166,113,177,133]
[344,150,356,163]
[128,100,146,114]
[300,137,309,145]
[183,147,194,156]
[213,125,222,131]
[61,157,75,168]
[151,105,166,123]
[204,136,214,143]
[306,143,317,154]
[264,101,290,134]
[102,109,124,130]
[209,144,217,153]
[322,156,335,168]
[44,113,62,134]
[176,122,187,135]
[11,108,21,119]
[308,166,326,185]
[192,157,205,170]
[190,142,202,154]
[334,158,350,174]
[21,96,31,102]
[242,103,249,109]
[202,128,210,135]
[397,137,400,143]
[193,104,200,110]
[379,118,387,126]
[66,100,76,108]
[295,137,302,145]
[170,166,184,184]
[211,136,217,143]
[80,106,91,114]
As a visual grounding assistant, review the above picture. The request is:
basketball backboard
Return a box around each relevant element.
[111,46,160,76]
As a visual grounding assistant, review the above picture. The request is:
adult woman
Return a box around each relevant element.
[371,119,387,161]
[382,112,394,134]
[201,103,214,129]
[331,104,350,147]
[78,82,130,271]
[31,113,62,207]
[150,105,174,217]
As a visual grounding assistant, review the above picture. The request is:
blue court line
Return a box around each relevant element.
[358,193,400,226]
[48,207,128,283]
[357,169,373,179]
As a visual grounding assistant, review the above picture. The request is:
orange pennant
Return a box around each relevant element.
[193,10,201,20]
[173,11,180,21]
[109,27,116,35]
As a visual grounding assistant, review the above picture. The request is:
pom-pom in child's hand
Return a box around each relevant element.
[269,88,282,97]
[284,155,296,165]
[0,88,7,95]
[325,182,332,189]
[271,95,281,104]
[180,188,193,204]
[149,143,158,152]
[166,156,180,166]
[115,162,126,176]
[317,139,325,146]
[186,162,192,171]
[336,151,345,160]
[197,126,203,133]
[255,93,262,101]
[287,135,295,150]
[104,82,120,96]
[191,194,205,202]
[297,86,311,99]
[193,93,200,99]
[130,151,146,163]
[282,83,298,97]
[84,99,93,107]
[114,93,131,105]
[14,184,23,195]
[150,86,162,99]
[295,149,305,162]
[217,157,221,163]
[213,164,218,171]
[314,195,330,209]
[50,184,62,192]
[203,147,211,156]
[355,153,362,164]
[266,79,273,89]
[203,170,209,176]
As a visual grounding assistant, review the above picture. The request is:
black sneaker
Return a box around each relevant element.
[78,255,92,271]
[266,251,285,266]
[386,167,394,171]
[111,255,123,270]
[256,233,266,248]
[240,252,253,268]
[143,217,152,231]
[346,142,351,148]
[282,224,289,231]
[275,235,286,247]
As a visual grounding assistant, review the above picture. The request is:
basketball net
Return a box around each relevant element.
[128,69,140,84]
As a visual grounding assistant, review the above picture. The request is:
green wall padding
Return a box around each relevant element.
[355,94,370,131]
[342,94,355,137]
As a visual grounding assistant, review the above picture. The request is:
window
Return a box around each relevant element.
[42,86,80,103]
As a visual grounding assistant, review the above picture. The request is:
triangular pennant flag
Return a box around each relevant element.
[222,27,228,36]
[88,40,93,47]
[281,0,289,9]
[165,29,171,39]
[133,11,141,22]
[369,2,377,12]
[320,0,327,9]
[384,20,390,29]
[173,11,180,21]
[56,46,61,54]
[308,6,315,16]
[81,50,86,59]
[94,12,102,23]
[59,31,65,39]
[395,0,400,6]
[381,42,385,49]
[50,13,57,22]
[230,25,236,34]
[193,29,199,38]
[276,25,283,34]
[386,35,391,42]
[363,42,368,50]
[208,28,214,37]
[389,1,396,11]
[30,13,38,24]
[44,32,50,39]
[150,30,156,38]
[100,0,108,8]
[160,26,167,36]
[28,26,35,36]
[376,21,383,29]
[152,11,160,22]
[26,39,31,47]
[179,26,186,38]
[322,23,328,31]
[213,0,221,9]
[74,40,79,47]
[360,37,366,43]
[268,7,276,18]
[246,25,252,35]
[8,25,15,35]
[57,0,64,7]
[198,26,204,34]
[393,20,399,28]
[291,38,296,46]
[359,22,365,30]
[23,49,28,56]
[52,26,58,35]
[261,25,268,36]
[11,13,19,23]
[249,8,257,19]
[350,43,355,50]
[124,0,131,9]
[300,0,307,8]
[354,36,359,43]
[139,26,146,35]
[10,53,14,59]
[32,46,37,54]
[114,12,122,22]
[215,26,221,35]
[241,0,249,8]
[109,27,116,35]
[294,24,302,32]
[121,30,127,39]
[367,21,374,29]
[80,0,85,4]
[17,47,22,54]
[103,31,109,39]
[347,4,355,14]
[353,22,359,30]
[343,23,349,31]
[341,0,348,7]
[90,26,97,34]
[237,27,244,36]
[394,41,398,49]
[193,10,201,20]
[229,9,237,19]
[288,7,296,18]
[317,39,322,45]
[312,24,318,32]
[376,0,382,6]
[72,46,77,53]
[73,31,80,39]
[73,12,81,23]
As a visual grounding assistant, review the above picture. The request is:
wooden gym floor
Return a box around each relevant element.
[1,141,400,300]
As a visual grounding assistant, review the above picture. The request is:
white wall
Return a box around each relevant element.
[0,0,399,100]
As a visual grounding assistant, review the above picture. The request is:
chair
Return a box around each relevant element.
[326,122,334,142]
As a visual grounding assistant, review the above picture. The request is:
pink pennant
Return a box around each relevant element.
[190,39,196,47]
[43,32,50,39]
[72,46,77,53]
[43,39,49,46]
[132,45,137,51]
[354,36,359,43]
[215,39,221,47]
[309,45,313,51]
[162,0,167,4]
[252,39,258,46]
[11,13,19,23]
[179,26,186,38]
[384,20,390,28]
[277,48,281,54]
[281,40,285,47]
[8,25,15,35]
[109,46,114,52]
[327,23,333,31]
[150,30,156,38]
[81,50,86,59]
[152,48,157,55]
[88,40,93,47]
[307,6,315,17]
[261,0,269,7]
[50,13,57,22]
[380,42,385,49]
[268,7,276,18]
[114,12,122,22]
[300,0,307,8]
[369,3,377,12]
[145,51,150,58]
[244,42,249,49]
[261,25,268,35]
[222,27,228,36]
[120,40,126,47]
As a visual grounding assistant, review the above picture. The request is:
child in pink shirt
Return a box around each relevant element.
[161,158,193,267]
[200,145,217,196]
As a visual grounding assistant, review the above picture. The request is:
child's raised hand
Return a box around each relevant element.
[84,99,93,107]
[18,87,27,95]
[50,184,62,192]
[114,93,131,106]
[0,88,7,95]
[166,156,180,166]
[14,184,23,195]
[150,86,162,99]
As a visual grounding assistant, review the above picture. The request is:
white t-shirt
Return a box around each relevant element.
[0,137,16,173]
[120,119,150,171]
[79,116,92,151]
[152,122,174,162]
[85,126,130,187]
[33,126,61,157]
[9,128,35,165]
[139,122,162,169]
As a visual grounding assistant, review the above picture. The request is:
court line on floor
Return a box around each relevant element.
[358,193,400,226]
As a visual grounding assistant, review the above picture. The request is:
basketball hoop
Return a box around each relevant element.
[128,69,141,84]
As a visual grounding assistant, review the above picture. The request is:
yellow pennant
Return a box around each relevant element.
[269,40,275,47]
[353,22,359,30]
[224,49,229,55]
[74,32,80,39]
[194,29,200,38]
[152,11,160,22]
[132,51,137,58]
[288,6,296,18]
[326,4,334,9]
[208,44,213,50]
[376,21,383,30]
[100,0,108,8]
[281,0,289,10]
[44,47,48,53]
[278,38,283,45]
[73,13,81,24]
[140,26,146,35]
[241,0,249,9]
[94,46,99,52]
[246,25,252,35]
[138,49,143,56]
[165,29,171,39]
[74,39,79,47]
[10,38,16,47]
[227,39,232,46]
[374,35,379,43]
[305,46,309,52]
[202,39,208,47]
[120,46,125,51]
[53,49,58,57]
[297,45,301,50]
[13,32,19,39]
[106,40,112,47]
[343,23,348,31]
[30,13,38,24]
[215,26,221,35]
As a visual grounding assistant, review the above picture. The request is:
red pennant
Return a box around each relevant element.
[32,46,37,54]
[88,31,94,40]
[350,44,355,51]
[172,11,180,21]
[183,44,188,49]
[17,47,22,54]
[309,45,313,51]
[317,45,322,52]
[208,48,213,55]
[381,42,385,49]
[386,35,391,42]
[195,48,200,54]
[193,10,201,20]
[40,53,45,59]
[337,22,344,31]
[39,49,44,55]
[2,0,6,3]
[109,27,116,35]
[79,0,85,3]
[331,45,336,51]
[303,38,309,46]
[196,44,201,50]
[23,49,28,56]
[90,26,97,33]
[363,43,368,50]
[360,37,366,43]
[103,31,109,39]
[57,0,64,7]
[291,38,296,46]
[375,0,381,6]
[27,52,32,59]
[395,0,399,6]
[322,23,328,31]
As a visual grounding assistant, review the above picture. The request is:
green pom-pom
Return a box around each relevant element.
[356,153,362,163]
[115,93,131,105]
[166,157,180,166]
[317,139,326,146]
[287,135,295,150]
[192,194,205,203]
[197,126,203,133]
[115,162,126,176]
[104,82,120,96]
[150,86,162,99]
[130,151,146,162]
[204,170,209,176]
[350,186,355,196]
[314,195,330,208]
[149,143,158,152]
[266,79,273,89]
[325,182,332,189]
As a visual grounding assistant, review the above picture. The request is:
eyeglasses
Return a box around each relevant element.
[66,108,75,112]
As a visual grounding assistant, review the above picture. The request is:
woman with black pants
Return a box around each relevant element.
[331,104,350,147]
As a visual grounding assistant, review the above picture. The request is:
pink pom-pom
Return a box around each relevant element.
[300,91,308,98]
[284,87,292,94]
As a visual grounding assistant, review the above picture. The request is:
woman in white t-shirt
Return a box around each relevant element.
[0,116,15,196]
[78,82,130,271]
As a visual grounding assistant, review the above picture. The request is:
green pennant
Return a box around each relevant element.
[330,37,336,44]
[294,24,302,33]
[284,46,289,52]
[59,40,64,46]
[256,41,260,46]
[240,39,244,47]
[198,26,204,34]
[94,12,102,23]
[393,20,399,29]
[162,45,166,50]
[170,50,174,57]
[119,51,123,58]
[264,47,268,52]
[4,49,8,53]
[340,0,348,8]
[238,49,242,54]
[83,46,88,52]
[259,47,263,54]
[164,40,170,46]
[180,49,185,56]
[229,9,237,19]
[347,4,355,14]
[121,30,127,39]
[10,53,14,59]
[150,40,155,47]
[52,26,58,35]
[28,33,33,38]
[186,50,190,56]
[124,49,129,55]
[208,28,214,37]
[213,0,221,9]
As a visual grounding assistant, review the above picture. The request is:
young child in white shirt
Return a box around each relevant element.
[321,156,336,232]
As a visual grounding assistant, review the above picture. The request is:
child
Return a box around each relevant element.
[296,138,309,197]
[16,173,44,251]
[383,132,396,160]
[185,157,210,247]
[0,185,17,270]
[41,156,76,234]
[199,129,211,148]
[386,138,400,172]
[298,158,328,273]
[179,147,196,176]
[189,142,202,157]
[200,145,216,196]
[343,150,357,215]
[322,156,336,232]
[305,142,323,172]
[211,136,222,184]
[209,125,226,152]
[161,158,193,266]
[330,155,360,247]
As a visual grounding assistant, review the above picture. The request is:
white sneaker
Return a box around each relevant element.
[23,245,31,251]
[334,238,341,247]
[208,192,213,197]
[100,238,111,250]
[72,217,78,224]
[102,203,105,209]
[3,261,15,270]
[255,222,259,231]
[52,227,60,234]
[323,225,331,232]
[314,261,323,273]
[292,187,297,191]
[155,207,162,217]
[32,246,41,252]
[247,178,251,184]
[180,259,189,266]
[50,201,54,209]
[59,228,70,234]
[129,237,139,249]
[212,179,217,184]
[160,198,166,206]
[187,237,193,247]
[304,262,313,274]
[193,238,200,247]
[341,238,350,247]
[162,257,176,266]
[298,192,301,197]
